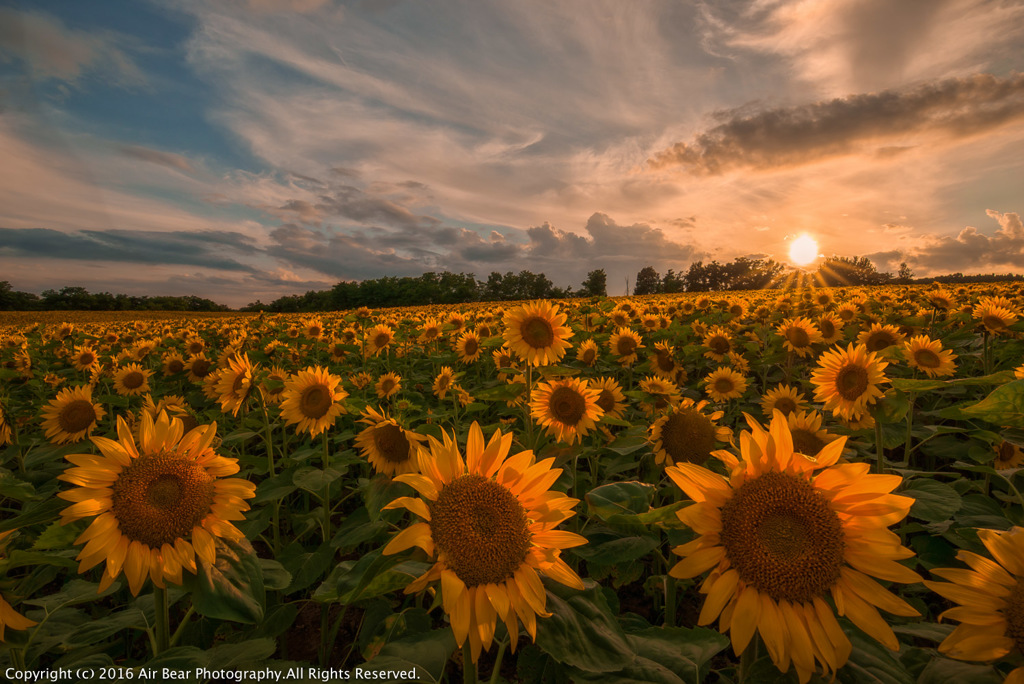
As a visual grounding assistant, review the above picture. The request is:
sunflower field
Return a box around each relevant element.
[2,283,1024,684]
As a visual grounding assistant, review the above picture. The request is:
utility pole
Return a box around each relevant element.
[624,277,629,296]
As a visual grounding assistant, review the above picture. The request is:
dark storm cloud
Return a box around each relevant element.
[266,224,430,280]
[0,227,260,272]
[272,184,441,229]
[648,73,1024,174]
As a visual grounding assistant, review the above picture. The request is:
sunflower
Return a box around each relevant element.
[433,367,457,400]
[280,366,348,437]
[186,354,214,384]
[184,337,206,357]
[112,363,152,397]
[420,318,443,344]
[0,403,11,446]
[704,367,748,403]
[365,324,395,357]
[787,410,839,457]
[0,530,37,640]
[456,331,483,365]
[902,335,957,378]
[974,303,1018,335]
[530,378,603,445]
[40,385,106,445]
[57,411,256,595]
[1016,364,1024,380]
[381,422,586,663]
[139,394,195,436]
[161,351,186,377]
[214,352,256,417]
[836,303,859,322]
[811,344,889,422]
[608,327,644,366]
[923,526,1024,682]
[927,289,954,311]
[760,384,808,418]
[376,372,402,400]
[777,317,823,358]
[576,339,600,367]
[817,312,845,345]
[355,406,426,476]
[667,412,920,683]
[303,317,325,340]
[327,337,348,362]
[649,398,731,467]
[994,441,1024,470]
[591,377,627,421]
[857,323,905,353]
[649,341,681,380]
[71,345,99,372]
[502,302,573,367]
[638,375,681,415]
[702,326,733,362]
[350,371,373,390]
[492,346,517,380]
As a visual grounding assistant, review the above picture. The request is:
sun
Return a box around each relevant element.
[789,234,819,266]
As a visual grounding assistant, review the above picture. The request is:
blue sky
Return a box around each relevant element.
[2,0,1024,307]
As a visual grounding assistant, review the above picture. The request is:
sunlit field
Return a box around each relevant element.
[2,283,1024,684]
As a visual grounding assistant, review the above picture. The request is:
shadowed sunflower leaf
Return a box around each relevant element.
[535,578,634,673]
[191,536,265,624]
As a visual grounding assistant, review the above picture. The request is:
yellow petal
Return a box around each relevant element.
[670,545,725,579]
[840,568,920,617]
[841,588,899,651]
[699,569,738,626]
[382,522,434,556]
[730,585,761,656]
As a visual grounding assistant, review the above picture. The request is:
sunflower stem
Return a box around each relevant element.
[322,432,332,543]
[488,638,508,684]
[874,419,886,474]
[462,639,477,684]
[983,330,992,375]
[664,575,676,627]
[169,604,195,647]
[903,392,915,465]
[153,585,170,656]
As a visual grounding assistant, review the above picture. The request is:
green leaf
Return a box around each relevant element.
[534,578,634,673]
[142,646,208,672]
[960,379,1024,428]
[916,658,1002,684]
[65,608,148,647]
[890,371,1015,392]
[572,626,728,684]
[602,428,649,456]
[904,479,962,522]
[293,466,345,495]
[191,536,265,624]
[0,473,35,501]
[586,481,656,519]
[836,621,913,684]
[23,579,117,610]
[316,550,430,604]
[207,638,277,669]
[473,383,526,401]
[258,558,292,591]
[573,535,659,566]
[870,389,910,424]
[362,628,456,684]
[891,623,954,642]
[31,521,81,551]
[282,540,336,594]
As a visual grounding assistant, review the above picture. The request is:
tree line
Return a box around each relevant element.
[0,282,230,312]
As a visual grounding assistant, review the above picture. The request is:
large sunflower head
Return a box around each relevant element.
[456,331,483,365]
[576,338,600,367]
[648,398,731,467]
[214,352,256,417]
[924,526,1024,681]
[648,341,680,379]
[112,363,152,397]
[703,367,748,403]
[161,351,186,377]
[857,323,905,353]
[667,412,920,683]
[787,409,839,458]
[608,327,644,366]
[776,317,823,358]
[810,343,889,422]
[382,422,586,663]
[529,377,604,445]
[590,376,626,420]
[57,411,256,595]
[279,366,348,437]
[760,384,808,418]
[365,324,395,357]
[40,384,106,445]
[902,335,957,378]
[974,302,1019,335]
[355,406,426,477]
[702,326,733,362]
[502,302,573,367]
[186,353,213,384]
[71,345,99,372]
[376,372,402,400]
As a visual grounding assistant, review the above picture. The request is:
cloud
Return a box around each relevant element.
[0,7,146,86]
[905,209,1024,272]
[242,0,334,13]
[119,145,197,174]
[0,227,261,272]
[648,73,1024,174]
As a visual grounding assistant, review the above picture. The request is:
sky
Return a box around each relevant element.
[1,0,1023,308]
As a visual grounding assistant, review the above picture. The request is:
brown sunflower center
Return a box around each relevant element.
[549,386,586,425]
[300,384,333,418]
[122,371,145,389]
[463,339,479,356]
[865,331,897,352]
[521,317,555,348]
[429,474,531,587]
[497,354,512,368]
[167,359,184,374]
[1005,580,1024,654]
[835,364,869,401]
[58,399,97,434]
[596,389,617,414]
[373,423,411,463]
[658,409,716,465]
[983,315,1008,331]
[708,336,730,355]
[191,360,212,377]
[188,342,204,355]
[436,375,452,391]
[78,352,96,365]
[720,471,845,603]
[838,308,856,321]
[616,336,637,357]
[713,377,735,394]
[232,373,247,393]
[773,397,797,415]
[380,378,396,394]
[111,452,216,549]
[786,327,811,348]
[913,348,941,369]
[656,352,675,372]
[582,348,596,364]
[820,320,836,338]
[791,429,825,457]
[374,333,390,349]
